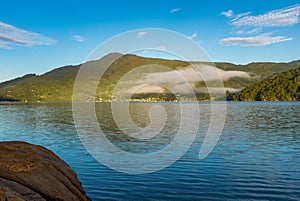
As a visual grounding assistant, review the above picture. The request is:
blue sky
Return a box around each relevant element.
[1,0,300,82]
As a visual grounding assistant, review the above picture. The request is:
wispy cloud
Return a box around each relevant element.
[170,8,181,14]
[0,43,11,49]
[220,10,233,17]
[233,12,252,20]
[143,65,251,83]
[220,34,292,46]
[231,5,300,27]
[236,27,261,35]
[220,5,299,46]
[188,32,197,39]
[73,35,86,42]
[0,21,56,49]
[137,31,147,38]
[156,45,166,50]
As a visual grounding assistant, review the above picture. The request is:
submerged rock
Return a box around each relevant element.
[0,141,90,201]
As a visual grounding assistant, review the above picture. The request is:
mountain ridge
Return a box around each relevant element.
[0,53,299,102]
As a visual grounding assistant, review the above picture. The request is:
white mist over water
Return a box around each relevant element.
[118,64,251,94]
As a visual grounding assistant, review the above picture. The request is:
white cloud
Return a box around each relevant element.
[143,65,251,83]
[170,8,181,14]
[188,32,197,39]
[0,43,11,50]
[220,34,292,46]
[236,27,261,35]
[118,65,251,95]
[221,6,299,45]
[156,45,166,50]
[231,5,300,27]
[0,21,56,49]
[193,64,251,81]
[221,10,233,17]
[73,35,86,42]
[233,12,252,20]
[137,31,147,38]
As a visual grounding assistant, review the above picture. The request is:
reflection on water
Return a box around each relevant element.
[0,102,299,200]
[96,103,185,153]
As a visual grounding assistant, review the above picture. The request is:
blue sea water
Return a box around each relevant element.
[0,102,299,200]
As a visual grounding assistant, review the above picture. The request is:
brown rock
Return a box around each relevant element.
[0,141,91,201]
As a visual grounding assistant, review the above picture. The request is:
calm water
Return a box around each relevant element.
[0,102,299,200]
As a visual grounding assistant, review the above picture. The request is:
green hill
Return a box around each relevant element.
[227,67,300,101]
[0,53,188,101]
[0,53,299,102]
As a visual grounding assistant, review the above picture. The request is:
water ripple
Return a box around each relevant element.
[0,102,299,200]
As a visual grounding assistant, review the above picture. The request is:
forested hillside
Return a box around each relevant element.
[227,67,300,101]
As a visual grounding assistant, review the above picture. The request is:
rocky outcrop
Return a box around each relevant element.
[0,141,90,201]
